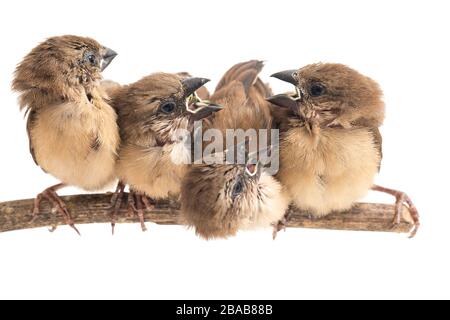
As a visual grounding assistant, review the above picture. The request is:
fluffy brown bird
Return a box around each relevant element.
[268,63,419,237]
[181,60,289,239]
[12,35,119,233]
[112,73,222,230]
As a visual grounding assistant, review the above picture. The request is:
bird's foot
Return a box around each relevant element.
[372,185,420,238]
[126,191,155,232]
[109,181,126,235]
[31,183,80,235]
[272,212,291,240]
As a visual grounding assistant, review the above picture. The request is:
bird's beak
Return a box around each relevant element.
[183,77,223,121]
[271,69,298,86]
[267,94,298,110]
[182,77,210,98]
[269,70,302,111]
[100,47,118,71]
[245,160,262,180]
[187,98,223,121]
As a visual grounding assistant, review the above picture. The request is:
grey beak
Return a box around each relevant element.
[267,94,298,110]
[271,69,298,85]
[189,103,223,121]
[182,77,210,97]
[101,47,118,71]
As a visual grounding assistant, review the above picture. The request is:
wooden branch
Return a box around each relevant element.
[0,193,414,234]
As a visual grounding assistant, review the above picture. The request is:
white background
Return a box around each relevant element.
[0,0,448,300]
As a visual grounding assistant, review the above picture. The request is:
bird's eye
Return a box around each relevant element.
[232,180,244,198]
[88,54,96,64]
[310,84,325,97]
[84,51,97,66]
[160,101,177,114]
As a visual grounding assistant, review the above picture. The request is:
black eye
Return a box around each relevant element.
[84,51,97,66]
[232,180,244,198]
[88,54,96,64]
[160,101,176,114]
[310,84,325,97]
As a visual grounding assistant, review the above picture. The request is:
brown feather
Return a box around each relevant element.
[26,109,39,167]
[113,73,204,199]
[271,63,385,216]
[181,60,288,239]
[369,127,383,171]
[12,35,119,191]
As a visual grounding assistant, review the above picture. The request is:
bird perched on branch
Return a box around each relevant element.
[112,73,222,231]
[268,63,419,237]
[181,60,289,239]
[12,35,119,234]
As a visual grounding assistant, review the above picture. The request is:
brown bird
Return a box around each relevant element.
[12,35,119,234]
[181,60,289,239]
[112,73,222,231]
[268,63,420,237]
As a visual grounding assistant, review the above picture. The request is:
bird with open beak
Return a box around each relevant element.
[112,73,222,231]
[268,63,419,237]
[181,60,289,239]
[12,35,119,234]
[100,72,210,108]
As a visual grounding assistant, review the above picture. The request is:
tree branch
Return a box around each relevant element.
[0,193,414,234]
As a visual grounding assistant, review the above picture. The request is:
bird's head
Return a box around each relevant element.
[268,63,384,129]
[114,73,222,146]
[181,159,287,239]
[12,35,117,103]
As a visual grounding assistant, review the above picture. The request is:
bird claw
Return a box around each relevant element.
[31,184,80,235]
[272,212,291,240]
[109,181,126,235]
[125,191,154,232]
[372,185,420,238]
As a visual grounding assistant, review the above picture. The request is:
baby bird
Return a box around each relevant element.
[12,35,119,233]
[181,60,289,239]
[268,63,419,237]
[112,73,222,231]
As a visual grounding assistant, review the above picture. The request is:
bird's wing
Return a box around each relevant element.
[214,60,265,95]
[26,108,39,166]
[210,60,273,137]
[369,127,383,171]
[255,79,273,97]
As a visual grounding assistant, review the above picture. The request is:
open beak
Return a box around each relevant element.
[267,93,298,110]
[271,69,298,86]
[101,47,118,71]
[245,160,262,180]
[187,96,223,121]
[269,69,303,111]
[188,102,223,121]
[182,77,210,97]
[182,77,223,121]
